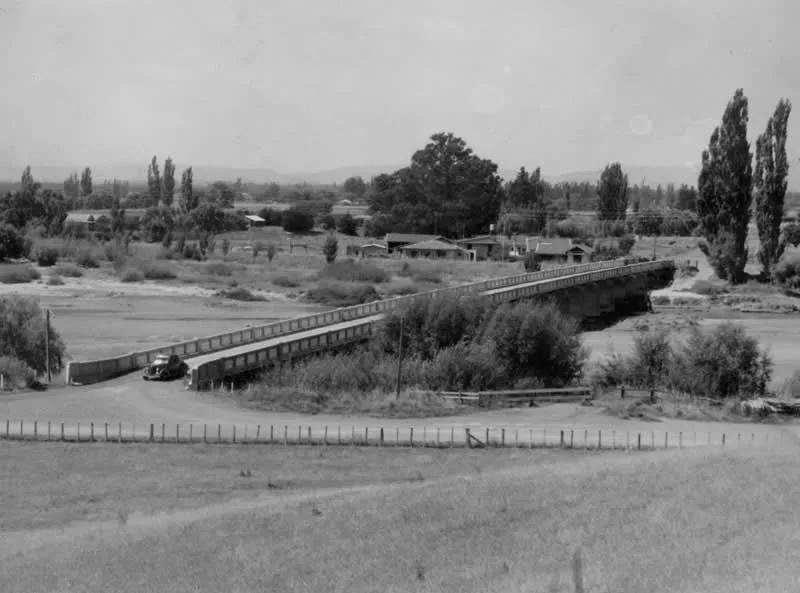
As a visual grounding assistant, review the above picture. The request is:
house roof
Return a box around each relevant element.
[358,243,387,249]
[386,233,446,244]
[534,238,574,256]
[400,239,467,252]
[456,234,500,245]
[244,215,266,223]
[568,243,594,254]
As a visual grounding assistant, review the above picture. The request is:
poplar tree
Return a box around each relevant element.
[162,156,176,207]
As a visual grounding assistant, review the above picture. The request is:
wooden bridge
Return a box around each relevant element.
[65,258,676,390]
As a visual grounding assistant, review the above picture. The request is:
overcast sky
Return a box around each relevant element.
[1,0,798,175]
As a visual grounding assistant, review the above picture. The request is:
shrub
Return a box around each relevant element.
[252,241,263,260]
[46,275,64,286]
[323,233,338,264]
[281,207,315,233]
[0,224,25,261]
[0,296,66,376]
[690,279,729,296]
[318,260,389,283]
[182,242,205,261]
[0,355,36,389]
[270,273,302,288]
[120,268,145,282]
[0,265,41,284]
[337,214,358,236]
[651,295,671,306]
[523,252,542,272]
[33,245,60,267]
[617,235,635,255]
[205,262,233,276]
[423,341,507,391]
[305,280,381,307]
[53,263,83,278]
[398,262,444,284]
[221,238,231,256]
[133,260,178,280]
[75,248,100,268]
[266,242,277,264]
[772,255,800,290]
[320,214,336,231]
[214,287,267,301]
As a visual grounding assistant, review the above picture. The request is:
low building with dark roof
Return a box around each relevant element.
[398,238,470,260]
[385,233,450,253]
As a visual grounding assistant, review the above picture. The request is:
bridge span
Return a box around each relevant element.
[65,258,676,390]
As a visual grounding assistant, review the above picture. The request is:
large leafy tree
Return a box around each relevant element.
[342,176,366,196]
[755,99,792,277]
[697,89,753,284]
[367,132,503,237]
[596,162,628,221]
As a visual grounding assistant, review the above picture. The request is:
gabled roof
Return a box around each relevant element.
[359,243,387,249]
[399,239,467,252]
[568,243,594,254]
[534,238,574,256]
[456,234,500,245]
[386,233,446,244]
[244,214,266,223]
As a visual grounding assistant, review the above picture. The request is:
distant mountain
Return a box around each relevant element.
[4,161,799,190]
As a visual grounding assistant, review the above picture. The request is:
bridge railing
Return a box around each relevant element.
[186,258,676,390]
[66,257,670,386]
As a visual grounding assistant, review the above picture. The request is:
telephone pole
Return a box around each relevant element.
[45,309,51,383]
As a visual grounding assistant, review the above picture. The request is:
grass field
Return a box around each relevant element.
[3,435,800,592]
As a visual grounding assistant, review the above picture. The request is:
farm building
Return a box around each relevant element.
[244,214,266,228]
[455,234,513,260]
[528,237,594,265]
[345,242,388,258]
[385,233,450,253]
[398,239,470,260]
[331,204,370,217]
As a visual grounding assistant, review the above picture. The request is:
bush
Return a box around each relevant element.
[0,224,25,262]
[772,255,800,290]
[132,260,178,280]
[182,243,206,261]
[281,207,315,233]
[214,287,267,301]
[270,273,302,288]
[523,252,542,272]
[651,295,671,306]
[0,355,36,389]
[0,265,41,284]
[53,263,83,278]
[120,268,145,282]
[0,296,66,376]
[690,279,729,296]
[337,214,358,236]
[46,275,64,286]
[318,260,389,283]
[75,248,100,268]
[305,280,381,307]
[320,214,336,231]
[205,262,233,276]
[33,244,60,267]
[323,233,338,264]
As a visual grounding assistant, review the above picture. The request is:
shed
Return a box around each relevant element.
[455,234,511,260]
[385,233,449,253]
[346,242,388,258]
[244,214,266,228]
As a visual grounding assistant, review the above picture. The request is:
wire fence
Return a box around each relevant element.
[0,419,779,451]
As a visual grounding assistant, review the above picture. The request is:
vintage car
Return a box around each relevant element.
[142,354,186,381]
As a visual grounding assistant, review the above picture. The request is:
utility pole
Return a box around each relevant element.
[45,309,51,383]
[395,315,405,400]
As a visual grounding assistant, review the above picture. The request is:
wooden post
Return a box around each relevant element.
[189,424,193,443]
[307,426,311,444]
[45,309,51,383]
[570,429,574,448]
[256,425,261,442]
[560,430,564,448]
[161,423,165,443]
[529,429,534,449]
[34,421,38,439]
[5,419,9,438]
[233,425,237,444]
[664,432,668,449]
[176,424,180,444]
[486,428,490,447]
[637,433,641,450]
[380,427,384,446]
[203,424,207,443]
[679,432,683,449]
[298,425,302,444]
[351,426,355,446]
[612,430,616,450]
[466,428,472,448]
[243,426,247,444]
[437,428,441,447]
[284,425,289,445]
[218,424,222,443]
[90,422,95,442]
[451,427,455,448]
[47,421,51,441]
[501,428,506,447]
[77,423,80,442]
[132,423,135,443]
[626,432,630,451]
[515,430,519,448]
[104,422,108,442]
[365,427,369,446]
[584,430,588,451]
[60,422,64,441]
[598,430,602,450]
[396,427,400,446]
[722,433,726,447]
[337,426,341,445]
[271,425,275,444]
[409,427,414,447]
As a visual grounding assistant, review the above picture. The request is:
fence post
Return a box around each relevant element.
[218,424,222,443]
[501,428,506,447]
[5,419,9,438]
[437,428,441,447]
[47,421,51,441]
[570,429,574,448]
[365,427,369,446]
[722,433,726,448]
[90,422,95,442]
[598,430,602,450]
[189,424,193,443]
[637,433,641,450]
[61,422,64,441]
[409,427,414,447]
[451,427,455,448]
[486,428,490,447]
[560,430,564,448]
[324,425,328,446]
[118,423,122,443]
[176,424,180,444]
[34,420,37,439]
[271,425,275,444]
[466,428,472,448]
[380,427,384,446]
[584,430,588,452]
[104,422,108,442]
[161,423,165,443]
[307,426,311,444]
[284,425,288,445]
[351,426,355,446]
[530,429,534,449]
[233,425,236,444]
[256,425,261,443]
[515,430,519,448]
[679,432,683,449]
[203,424,207,444]
[77,422,79,441]
[665,432,668,449]
[243,426,247,444]
[612,430,616,450]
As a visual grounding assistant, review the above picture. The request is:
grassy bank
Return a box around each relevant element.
[3,437,799,592]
